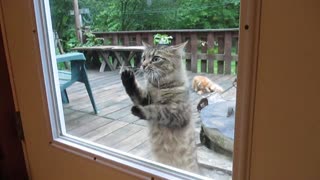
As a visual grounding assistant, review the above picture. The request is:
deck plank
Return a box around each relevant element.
[95,123,144,147]
[106,106,133,120]
[128,140,152,158]
[68,117,113,137]
[98,103,131,117]
[66,113,101,131]
[81,120,129,141]
[112,129,149,152]
[117,114,140,123]
[64,110,88,122]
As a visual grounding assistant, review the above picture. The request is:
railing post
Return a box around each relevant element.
[102,35,108,45]
[218,37,224,74]
[224,32,232,74]
[191,33,198,73]
[92,29,239,74]
[124,35,129,46]
[112,34,118,45]
[207,32,214,74]
[234,36,239,74]
[134,33,142,68]
[136,33,142,45]
[148,33,153,45]
[175,33,182,45]
[199,36,206,73]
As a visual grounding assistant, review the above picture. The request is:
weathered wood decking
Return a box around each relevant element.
[63,70,236,179]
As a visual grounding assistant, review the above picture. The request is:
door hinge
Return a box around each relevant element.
[14,111,25,141]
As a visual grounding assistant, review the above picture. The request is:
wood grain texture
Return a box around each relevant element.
[92,30,239,74]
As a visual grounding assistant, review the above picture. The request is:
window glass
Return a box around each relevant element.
[48,0,239,179]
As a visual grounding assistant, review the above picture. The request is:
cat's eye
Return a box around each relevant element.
[151,56,161,62]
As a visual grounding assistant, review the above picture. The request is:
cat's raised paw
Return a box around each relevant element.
[131,105,146,119]
[121,69,135,87]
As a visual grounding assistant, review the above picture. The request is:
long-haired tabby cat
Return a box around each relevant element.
[121,41,199,172]
[192,76,224,95]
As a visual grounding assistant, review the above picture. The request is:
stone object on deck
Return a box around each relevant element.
[199,94,235,156]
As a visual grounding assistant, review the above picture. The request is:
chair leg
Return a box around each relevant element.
[82,72,98,114]
[61,89,69,104]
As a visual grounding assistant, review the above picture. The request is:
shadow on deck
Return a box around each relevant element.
[63,70,236,179]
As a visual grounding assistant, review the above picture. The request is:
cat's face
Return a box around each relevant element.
[141,41,187,84]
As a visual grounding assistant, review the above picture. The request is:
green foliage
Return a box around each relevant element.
[79,0,146,31]
[63,30,104,51]
[136,0,240,29]
[50,0,239,31]
[153,34,173,45]
[64,29,80,52]
[81,31,104,47]
[174,0,240,29]
[49,0,74,50]
[49,0,240,51]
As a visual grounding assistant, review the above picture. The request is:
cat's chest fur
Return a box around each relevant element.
[147,85,188,104]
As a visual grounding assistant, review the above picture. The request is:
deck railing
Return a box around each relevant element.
[93,29,239,74]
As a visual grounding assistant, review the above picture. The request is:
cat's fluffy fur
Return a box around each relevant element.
[192,76,224,95]
[121,42,198,172]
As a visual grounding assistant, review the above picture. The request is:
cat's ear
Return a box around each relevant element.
[169,41,188,55]
[142,41,152,48]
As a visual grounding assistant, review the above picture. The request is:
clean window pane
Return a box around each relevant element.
[48,0,239,179]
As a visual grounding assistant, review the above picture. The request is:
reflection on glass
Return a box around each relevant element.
[50,0,239,179]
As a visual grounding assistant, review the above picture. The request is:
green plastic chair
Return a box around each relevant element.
[56,52,98,114]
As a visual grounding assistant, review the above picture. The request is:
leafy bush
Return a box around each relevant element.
[81,31,104,47]
[153,34,173,45]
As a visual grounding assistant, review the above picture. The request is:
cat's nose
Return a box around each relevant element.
[141,64,147,70]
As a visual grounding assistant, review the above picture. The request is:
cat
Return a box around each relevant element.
[121,41,199,173]
[192,75,224,95]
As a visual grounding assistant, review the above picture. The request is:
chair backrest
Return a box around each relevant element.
[56,52,86,63]
[56,52,87,85]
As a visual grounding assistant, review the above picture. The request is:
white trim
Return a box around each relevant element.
[53,135,209,180]
[33,0,66,138]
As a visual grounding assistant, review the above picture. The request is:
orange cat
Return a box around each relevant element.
[192,76,224,95]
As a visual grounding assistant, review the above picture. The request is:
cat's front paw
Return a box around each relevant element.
[131,105,146,119]
[121,69,135,88]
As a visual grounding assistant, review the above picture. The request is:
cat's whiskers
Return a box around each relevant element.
[134,68,144,77]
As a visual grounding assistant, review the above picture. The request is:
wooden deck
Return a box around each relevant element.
[63,70,236,179]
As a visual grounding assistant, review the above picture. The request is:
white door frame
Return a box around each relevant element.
[0,0,261,179]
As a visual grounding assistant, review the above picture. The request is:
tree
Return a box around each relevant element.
[49,0,240,50]
[174,0,240,29]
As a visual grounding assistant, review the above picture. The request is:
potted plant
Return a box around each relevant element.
[153,33,173,46]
